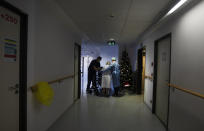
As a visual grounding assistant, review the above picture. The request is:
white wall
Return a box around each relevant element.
[99,45,119,66]
[143,42,154,108]
[126,43,142,71]
[137,1,204,130]
[5,0,84,131]
[82,44,119,66]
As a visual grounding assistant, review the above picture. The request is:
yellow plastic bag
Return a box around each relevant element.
[34,82,54,106]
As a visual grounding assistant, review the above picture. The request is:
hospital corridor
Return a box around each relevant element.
[0,0,204,131]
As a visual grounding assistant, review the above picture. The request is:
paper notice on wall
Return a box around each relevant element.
[3,39,17,62]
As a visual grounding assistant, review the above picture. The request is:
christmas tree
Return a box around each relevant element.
[120,50,133,88]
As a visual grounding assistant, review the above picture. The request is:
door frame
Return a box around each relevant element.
[137,47,146,96]
[0,1,28,131]
[141,47,146,99]
[74,43,81,99]
[152,33,171,129]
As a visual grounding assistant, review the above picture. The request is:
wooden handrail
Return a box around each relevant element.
[145,75,153,80]
[168,84,204,100]
[48,75,74,84]
[31,74,74,92]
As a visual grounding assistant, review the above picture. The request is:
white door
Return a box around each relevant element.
[74,45,80,100]
[82,56,92,94]
[155,36,171,126]
[0,6,21,131]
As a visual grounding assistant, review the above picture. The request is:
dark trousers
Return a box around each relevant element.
[87,72,96,90]
[114,86,120,96]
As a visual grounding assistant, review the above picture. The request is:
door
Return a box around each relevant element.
[136,48,143,94]
[74,44,81,100]
[155,35,171,126]
[0,3,27,131]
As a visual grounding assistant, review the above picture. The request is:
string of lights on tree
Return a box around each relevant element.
[120,50,133,88]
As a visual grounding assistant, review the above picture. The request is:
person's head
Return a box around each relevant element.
[97,56,102,62]
[111,57,116,63]
[106,61,111,65]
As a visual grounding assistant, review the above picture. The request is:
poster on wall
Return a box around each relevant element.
[3,38,17,62]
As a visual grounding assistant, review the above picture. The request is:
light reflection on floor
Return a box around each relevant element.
[48,90,166,131]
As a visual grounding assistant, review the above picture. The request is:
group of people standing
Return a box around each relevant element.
[86,56,120,96]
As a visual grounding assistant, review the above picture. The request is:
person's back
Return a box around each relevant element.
[101,62,112,96]
[88,59,100,73]
[87,57,102,92]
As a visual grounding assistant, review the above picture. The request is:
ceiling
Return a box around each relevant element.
[55,0,172,45]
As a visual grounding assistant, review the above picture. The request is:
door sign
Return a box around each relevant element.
[1,11,18,24]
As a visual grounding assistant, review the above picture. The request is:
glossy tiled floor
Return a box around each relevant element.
[48,91,166,131]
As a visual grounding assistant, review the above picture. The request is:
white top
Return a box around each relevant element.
[101,65,112,89]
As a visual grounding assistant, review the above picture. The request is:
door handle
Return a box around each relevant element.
[9,84,19,94]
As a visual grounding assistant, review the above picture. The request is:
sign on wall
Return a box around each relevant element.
[3,38,17,62]
[0,6,20,63]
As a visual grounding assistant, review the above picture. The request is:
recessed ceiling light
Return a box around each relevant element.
[167,0,187,15]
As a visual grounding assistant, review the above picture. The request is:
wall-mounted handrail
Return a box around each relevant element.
[168,84,204,100]
[145,75,153,80]
[31,74,74,92]
[48,75,74,84]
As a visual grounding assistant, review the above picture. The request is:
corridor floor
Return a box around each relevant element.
[48,92,166,131]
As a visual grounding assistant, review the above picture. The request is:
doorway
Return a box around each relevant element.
[136,47,146,95]
[74,44,81,101]
[81,56,93,94]
[142,48,146,94]
[153,34,171,128]
[0,1,27,131]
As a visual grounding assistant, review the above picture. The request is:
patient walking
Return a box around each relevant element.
[101,61,111,96]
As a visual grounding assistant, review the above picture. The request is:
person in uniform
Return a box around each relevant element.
[102,57,120,96]
[110,57,120,96]
[87,56,102,92]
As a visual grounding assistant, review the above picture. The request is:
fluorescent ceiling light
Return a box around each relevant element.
[167,0,187,15]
